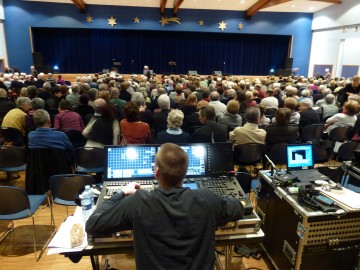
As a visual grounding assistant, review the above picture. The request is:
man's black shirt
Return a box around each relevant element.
[86,187,243,270]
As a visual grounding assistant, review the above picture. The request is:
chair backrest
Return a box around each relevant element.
[25,148,74,195]
[62,129,86,148]
[312,143,330,164]
[267,143,288,165]
[0,146,27,168]
[74,147,104,169]
[301,124,325,142]
[328,126,351,142]
[265,108,277,117]
[337,141,359,162]
[234,143,264,165]
[0,126,25,146]
[235,172,252,194]
[0,186,30,215]
[49,174,95,202]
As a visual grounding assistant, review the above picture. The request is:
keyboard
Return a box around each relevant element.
[289,169,329,182]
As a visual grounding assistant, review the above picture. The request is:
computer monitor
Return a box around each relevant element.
[286,144,314,170]
[104,145,157,180]
[179,144,206,177]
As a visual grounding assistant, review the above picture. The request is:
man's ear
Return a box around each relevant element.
[155,167,160,179]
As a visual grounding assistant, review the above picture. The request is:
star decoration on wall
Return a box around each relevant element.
[238,23,244,30]
[108,16,117,27]
[134,17,140,23]
[159,16,181,27]
[198,19,204,26]
[218,21,227,32]
[85,15,93,23]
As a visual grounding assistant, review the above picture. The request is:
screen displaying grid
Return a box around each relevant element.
[106,146,156,179]
[180,145,206,176]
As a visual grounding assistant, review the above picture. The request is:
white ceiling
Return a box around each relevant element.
[25,0,335,13]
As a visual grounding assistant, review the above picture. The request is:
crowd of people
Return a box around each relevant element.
[1,67,360,155]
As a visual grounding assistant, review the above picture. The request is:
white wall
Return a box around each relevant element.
[309,0,360,77]
[313,0,360,30]
[0,0,7,70]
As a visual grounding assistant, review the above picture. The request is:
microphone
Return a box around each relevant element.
[265,154,277,176]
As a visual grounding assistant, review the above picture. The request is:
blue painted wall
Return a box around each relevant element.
[4,0,312,75]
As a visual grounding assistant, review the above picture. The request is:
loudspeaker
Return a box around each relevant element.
[284,58,293,69]
[213,71,222,76]
[32,52,44,66]
[188,70,198,76]
[275,69,292,77]
[34,65,50,73]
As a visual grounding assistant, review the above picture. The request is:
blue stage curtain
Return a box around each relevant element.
[32,28,290,75]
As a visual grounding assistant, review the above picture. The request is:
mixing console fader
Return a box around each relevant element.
[101,177,253,215]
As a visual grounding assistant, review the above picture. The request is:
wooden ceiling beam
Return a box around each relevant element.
[71,0,87,11]
[246,0,271,17]
[160,0,168,14]
[308,0,341,4]
[261,0,291,10]
[174,0,185,15]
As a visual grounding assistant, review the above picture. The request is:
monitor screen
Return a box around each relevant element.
[179,145,206,177]
[286,144,314,170]
[105,146,156,180]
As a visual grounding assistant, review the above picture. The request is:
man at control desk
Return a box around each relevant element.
[85,143,244,270]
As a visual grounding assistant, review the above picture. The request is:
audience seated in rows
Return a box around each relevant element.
[191,106,227,143]
[218,100,242,127]
[230,107,266,146]
[2,96,31,135]
[156,109,190,144]
[54,100,84,132]
[325,100,358,133]
[28,109,74,156]
[83,98,120,148]
[120,101,151,145]
[265,108,299,151]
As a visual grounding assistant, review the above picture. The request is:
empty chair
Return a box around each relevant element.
[0,126,25,146]
[74,147,104,174]
[337,141,359,162]
[312,143,330,165]
[25,148,74,195]
[328,126,351,143]
[265,108,277,119]
[62,129,86,148]
[266,143,288,165]
[49,174,95,217]
[0,186,55,261]
[301,124,325,142]
[0,146,27,181]
[233,144,265,172]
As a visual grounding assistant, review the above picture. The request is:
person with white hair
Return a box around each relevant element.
[209,91,227,116]
[315,88,332,107]
[2,96,31,135]
[30,65,38,78]
[156,109,190,143]
[131,92,153,127]
[321,94,339,121]
[152,94,171,139]
[298,98,320,130]
[66,84,81,107]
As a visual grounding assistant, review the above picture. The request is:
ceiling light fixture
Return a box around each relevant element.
[310,7,314,11]
[240,0,245,3]
[291,5,295,8]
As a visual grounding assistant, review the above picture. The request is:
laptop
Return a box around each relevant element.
[286,144,328,182]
